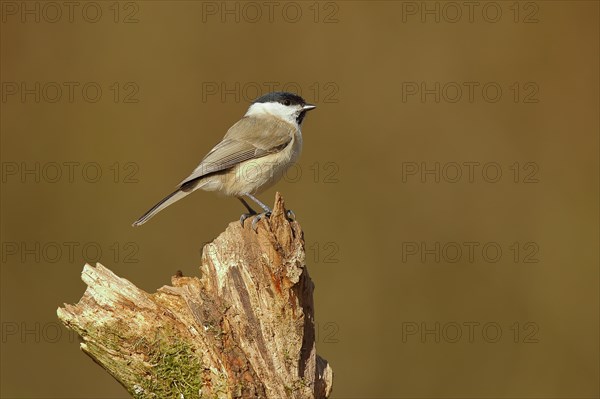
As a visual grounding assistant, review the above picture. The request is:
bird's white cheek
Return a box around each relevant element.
[245,102,298,125]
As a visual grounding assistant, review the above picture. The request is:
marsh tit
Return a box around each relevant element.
[132,91,316,230]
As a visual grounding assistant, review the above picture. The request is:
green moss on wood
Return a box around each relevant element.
[132,336,203,399]
[79,322,206,399]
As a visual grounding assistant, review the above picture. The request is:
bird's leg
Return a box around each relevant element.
[239,197,257,213]
[238,197,257,226]
[245,193,271,213]
[243,194,295,230]
[243,194,272,231]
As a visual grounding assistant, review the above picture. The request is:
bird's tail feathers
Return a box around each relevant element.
[132,189,191,227]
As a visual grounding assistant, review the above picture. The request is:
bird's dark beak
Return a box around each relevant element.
[303,104,317,111]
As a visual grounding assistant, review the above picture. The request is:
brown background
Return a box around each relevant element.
[1,1,598,398]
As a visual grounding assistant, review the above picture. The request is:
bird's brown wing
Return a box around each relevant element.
[177,116,294,187]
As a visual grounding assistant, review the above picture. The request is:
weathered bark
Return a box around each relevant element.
[57,193,333,399]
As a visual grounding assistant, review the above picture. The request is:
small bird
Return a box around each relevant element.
[132,91,316,230]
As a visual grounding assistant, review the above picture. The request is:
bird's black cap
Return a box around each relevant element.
[253,91,306,106]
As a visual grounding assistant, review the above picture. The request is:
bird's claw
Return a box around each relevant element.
[286,209,296,221]
[251,212,271,232]
[240,212,257,226]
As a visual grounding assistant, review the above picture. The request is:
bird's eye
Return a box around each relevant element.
[283,99,291,106]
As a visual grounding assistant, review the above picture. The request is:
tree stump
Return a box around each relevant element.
[57,193,333,398]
